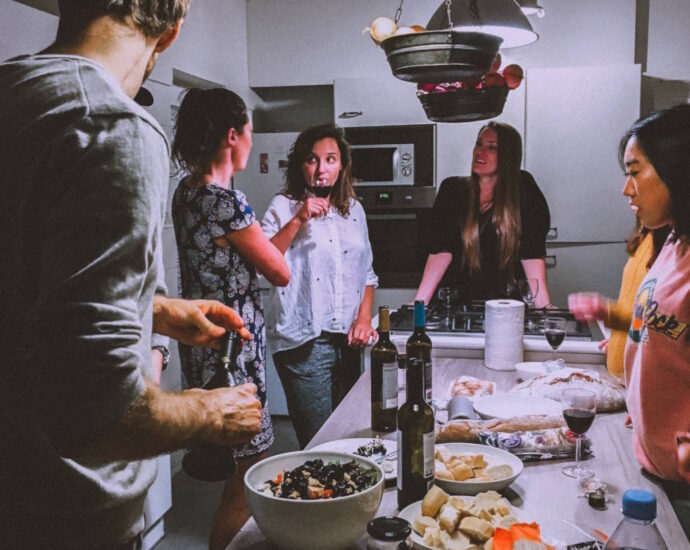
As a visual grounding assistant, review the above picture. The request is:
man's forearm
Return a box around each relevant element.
[59,379,210,461]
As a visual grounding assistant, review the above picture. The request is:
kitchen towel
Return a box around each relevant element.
[484,299,524,371]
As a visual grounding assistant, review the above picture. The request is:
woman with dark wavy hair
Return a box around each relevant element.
[415,121,552,307]
[261,124,378,448]
[171,87,289,549]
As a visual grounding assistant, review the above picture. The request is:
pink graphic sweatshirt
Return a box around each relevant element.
[625,236,690,481]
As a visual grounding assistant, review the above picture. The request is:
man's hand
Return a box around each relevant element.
[153,296,251,347]
[194,383,262,446]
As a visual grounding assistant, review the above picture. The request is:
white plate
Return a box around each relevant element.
[434,443,523,495]
[473,395,562,419]
[310,438,396,481]
[514,361,549,379]
[398,496,528,550]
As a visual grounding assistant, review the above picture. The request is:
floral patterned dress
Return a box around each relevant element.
[172,180,273,457]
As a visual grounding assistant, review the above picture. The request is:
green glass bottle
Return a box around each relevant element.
[371,306,398,432]
[406,300,433,404]
[397,356,435,509]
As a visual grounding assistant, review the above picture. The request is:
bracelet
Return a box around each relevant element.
[152,345,170,371]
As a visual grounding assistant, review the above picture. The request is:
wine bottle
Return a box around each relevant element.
[406,300,433,404]
[371,306,398,433]
[182,330,242,481]
[397,356,435,509]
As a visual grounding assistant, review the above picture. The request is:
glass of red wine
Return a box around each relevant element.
[307,173,333,221]
[561,388,596,479]
[544,316,566,363]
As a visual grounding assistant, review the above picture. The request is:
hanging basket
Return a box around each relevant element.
[418,86,509,123]
[381,30,502,83]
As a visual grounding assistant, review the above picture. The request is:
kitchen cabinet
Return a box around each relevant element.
[333,78,428,127]
[525,64,641,243]
[246,0,432,87]
[544,242,629,309]
[646,0,690,81]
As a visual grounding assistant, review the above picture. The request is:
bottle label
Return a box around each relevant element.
[382,362,398,409]
[396,429,403,491]
[423,431,435,479]
[424,359,433,404]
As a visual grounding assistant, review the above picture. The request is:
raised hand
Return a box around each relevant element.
[153,296,251,348]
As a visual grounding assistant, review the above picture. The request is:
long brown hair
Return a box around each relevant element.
[282,124,355,216]
[461,121,522,290]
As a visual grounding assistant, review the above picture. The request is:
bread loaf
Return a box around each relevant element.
[436,416,565,443]
[509,367,626,412]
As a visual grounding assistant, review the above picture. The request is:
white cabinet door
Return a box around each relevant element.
[334,78,428,127]
[545,242,629,309]
[525,65,641,242]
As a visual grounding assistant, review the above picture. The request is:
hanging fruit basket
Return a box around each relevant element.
[418,85,509,123]
[381,30,501,83]
[368,0,529,123]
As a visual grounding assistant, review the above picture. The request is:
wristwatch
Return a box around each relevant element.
[152,345,170,371]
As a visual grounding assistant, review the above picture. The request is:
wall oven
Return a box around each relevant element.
[346,125,437,288]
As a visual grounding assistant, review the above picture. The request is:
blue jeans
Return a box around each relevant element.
[273,332,362,448]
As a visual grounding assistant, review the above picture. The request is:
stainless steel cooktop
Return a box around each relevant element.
[389,301,592,341]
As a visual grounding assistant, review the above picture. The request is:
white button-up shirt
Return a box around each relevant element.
[261,195,378,353]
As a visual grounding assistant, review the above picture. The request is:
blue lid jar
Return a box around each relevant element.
[622,489,657,521]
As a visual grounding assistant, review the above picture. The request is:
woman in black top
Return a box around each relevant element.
[414,121,552,306]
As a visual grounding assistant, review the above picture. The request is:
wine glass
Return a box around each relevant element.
[518,278,539,330]
[561,388,596,479]
[544,316,566,363]
[307,173,332,223]
[437,286,453,330]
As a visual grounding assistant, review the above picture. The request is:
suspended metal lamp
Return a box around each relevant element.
[427,0,538,49]
[516,0,545,17]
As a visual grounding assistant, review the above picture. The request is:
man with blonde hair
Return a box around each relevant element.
[0,2,262,548]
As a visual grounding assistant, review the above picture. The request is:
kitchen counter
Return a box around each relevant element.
[228,358,687,549]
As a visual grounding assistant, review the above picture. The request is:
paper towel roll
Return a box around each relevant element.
[484,299,524,371]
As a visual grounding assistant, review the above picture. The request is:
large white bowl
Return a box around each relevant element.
[244,450,384,550]
[434,442,524,495]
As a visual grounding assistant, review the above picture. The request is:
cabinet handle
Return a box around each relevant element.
[338,111,363,119]
[545,254,557,269]
[547,226,558,240]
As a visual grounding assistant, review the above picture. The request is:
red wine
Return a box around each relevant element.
[563,408,595,435]
[307,185,333,199]
[545,329,565,349]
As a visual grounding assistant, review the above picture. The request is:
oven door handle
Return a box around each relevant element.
[366,213,417,220]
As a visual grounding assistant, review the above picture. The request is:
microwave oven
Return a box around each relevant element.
[345,124,435,188]
[350,143,414,186]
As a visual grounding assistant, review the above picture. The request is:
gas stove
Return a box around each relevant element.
[389,301,592,341]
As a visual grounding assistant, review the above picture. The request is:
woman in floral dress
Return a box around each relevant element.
[171,88,289,550]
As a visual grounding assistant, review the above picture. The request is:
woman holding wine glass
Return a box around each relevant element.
[170,87,290,550]
[414,121,553,307]
[261,124,378,448]
[618,105,690,537]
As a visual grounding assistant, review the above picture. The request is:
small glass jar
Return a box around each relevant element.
[366,516,411,550]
